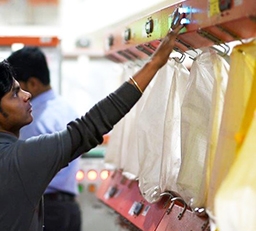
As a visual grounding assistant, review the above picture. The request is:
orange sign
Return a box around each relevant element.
[28,0,59,5]
[0,36,60,47]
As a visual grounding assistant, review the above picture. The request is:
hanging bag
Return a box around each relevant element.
[136,59,189,203]
[177,48,229,209]
[207,41,256,221]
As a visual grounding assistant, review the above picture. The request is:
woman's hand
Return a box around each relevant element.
[150,10,185,69]
[130,9,186,93]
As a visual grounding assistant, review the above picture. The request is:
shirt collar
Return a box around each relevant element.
[31,89,56,107]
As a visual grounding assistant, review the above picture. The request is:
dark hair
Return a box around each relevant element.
[7,46,50,85]
[0,60,15,101]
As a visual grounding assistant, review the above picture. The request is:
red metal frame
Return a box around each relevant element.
[97,170,167,231]
[156,204,210,231]
[97,0,256,230]
[97,170,210,231]
[103,0,256,62]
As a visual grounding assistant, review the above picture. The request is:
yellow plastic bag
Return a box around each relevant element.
[207,41,256,221]
[215,110,256,231]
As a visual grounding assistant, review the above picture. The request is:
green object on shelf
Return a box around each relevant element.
[81,146,106,158]
[78,183,84,193]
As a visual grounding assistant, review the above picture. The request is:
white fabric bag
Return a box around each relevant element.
[104,65,138,170]
[136,59,189,203]
[104,63,152,177]
[121,80,153,179]
[177,48,229,209]
[159,61,190,194]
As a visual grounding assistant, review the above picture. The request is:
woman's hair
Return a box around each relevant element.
[7,46,50,85]
[0,60,15,101]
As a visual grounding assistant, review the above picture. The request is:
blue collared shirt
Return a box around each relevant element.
[19,89,80,195]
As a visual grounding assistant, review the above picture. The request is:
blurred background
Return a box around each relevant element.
[0,1,173,230]
[2,1,254,231]
[0,0,173,114]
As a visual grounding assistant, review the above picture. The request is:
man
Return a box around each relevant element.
[7,47,81,231]
[0,15,184,231]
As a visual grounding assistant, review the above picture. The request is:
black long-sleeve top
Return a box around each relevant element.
[0,82,141,231]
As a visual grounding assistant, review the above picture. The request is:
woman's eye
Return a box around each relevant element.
[13,91,18,97]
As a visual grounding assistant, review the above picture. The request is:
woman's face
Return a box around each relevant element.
[0,79,33,137]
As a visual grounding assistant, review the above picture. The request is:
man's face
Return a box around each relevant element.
[0,79,33,136]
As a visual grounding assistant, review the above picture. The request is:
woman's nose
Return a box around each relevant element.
[23,90,31,101]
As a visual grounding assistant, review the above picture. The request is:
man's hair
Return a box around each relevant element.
[0,60,15,101]
[7,46,50,85]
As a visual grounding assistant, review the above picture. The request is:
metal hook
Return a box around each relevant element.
[136,44,153,56]
[140,42,186,63]
[175,38,198,60]
[166,196,187,220]
[118,50,144,68]
[160,191,177,208]
[194,207,207,217]
[106,54,123,63]
[215,25,243,43]
[210,44,229,57]
[120,175,127,184]
[117,50,135,61]
[160,191,176,198]
[144,43,157,52]
[124,49,144,67]
[197,28,230,56]
[111,169,118,178]
[172,47,186,63]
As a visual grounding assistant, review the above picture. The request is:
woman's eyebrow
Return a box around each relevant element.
[11,82,20,93]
